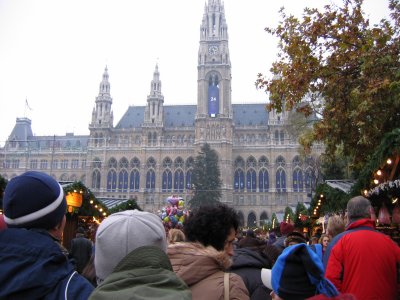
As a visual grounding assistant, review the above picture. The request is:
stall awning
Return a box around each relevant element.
[97,198,129,209]
[325,180,355,194]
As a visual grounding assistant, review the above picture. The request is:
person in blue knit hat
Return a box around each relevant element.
[0,171,94,299]
[261,243,338,300]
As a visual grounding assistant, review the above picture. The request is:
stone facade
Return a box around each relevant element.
[0,0,322,226]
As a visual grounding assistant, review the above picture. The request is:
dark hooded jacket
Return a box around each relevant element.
[0,228,94,299]
[230,247,273,300]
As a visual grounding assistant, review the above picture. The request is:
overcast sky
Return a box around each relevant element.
[0,0,390,145]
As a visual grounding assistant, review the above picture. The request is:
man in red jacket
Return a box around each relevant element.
[324,196,400,299]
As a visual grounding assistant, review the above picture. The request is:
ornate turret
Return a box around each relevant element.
[90,66,113,128]
[144,64,164,126]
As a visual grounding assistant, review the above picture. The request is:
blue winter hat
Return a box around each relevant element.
[261,243,338,299]
[3,171,67,229]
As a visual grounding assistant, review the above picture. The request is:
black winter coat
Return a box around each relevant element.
[230,248,273,300]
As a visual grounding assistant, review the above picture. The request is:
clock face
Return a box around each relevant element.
[208,45,218,55]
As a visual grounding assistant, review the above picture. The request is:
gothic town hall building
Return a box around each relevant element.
[0,0,322,227]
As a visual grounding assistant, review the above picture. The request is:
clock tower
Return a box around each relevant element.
[195,0,233,202]
[196,0,232,119]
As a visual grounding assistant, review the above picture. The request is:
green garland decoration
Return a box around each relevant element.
[62,181,108,218]
[309,183,350,216]
[351,128,400,196]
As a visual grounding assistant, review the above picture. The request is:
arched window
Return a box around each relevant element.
[186,170,192,189]
[119,157,129,169]
[293,168,303,192]
[146,170,155,191]
[163,157,173,168]
[130,157,140,169]
[174,169,184,192]
[91,170,101,189]
[305,168,314,192]
[247,212,257,227]
[234,157,245,169]
[186,157,194,169]
[162,170,172,192]
[234,169,245,192]
[174,157,184,169]
[108,157,117,169]
[92,157,102,168]
[246,156,257,169]
[246,169,256,192]
[130,169,140,192]
[107,170,117,192]
[259,169,269,192]
[260,212,268,225]
[258,156,269,168]
[118,169,128,192]
[276,168,286,192]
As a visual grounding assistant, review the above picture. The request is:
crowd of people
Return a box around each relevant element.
[0,171,399,299]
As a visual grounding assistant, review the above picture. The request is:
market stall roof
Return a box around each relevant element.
[97,198,129,209]
[325,180,355,194]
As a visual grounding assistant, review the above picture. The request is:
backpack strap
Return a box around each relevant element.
[224,272,230,300]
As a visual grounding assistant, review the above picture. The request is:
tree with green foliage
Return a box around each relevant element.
[271,213,279,230]
[256,0,400,172]
[284,206,295,223]
[294,202,310,228]
[189,143,222,209]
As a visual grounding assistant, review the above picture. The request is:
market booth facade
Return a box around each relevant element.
[62,182,108,250]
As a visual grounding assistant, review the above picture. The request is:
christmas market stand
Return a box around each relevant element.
[351,128,400,244]
[62,182,108,250]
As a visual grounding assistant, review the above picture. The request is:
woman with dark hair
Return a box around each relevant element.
[167,203,249,299]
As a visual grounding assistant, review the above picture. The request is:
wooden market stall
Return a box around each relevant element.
[62,182,108,250]
[352,128,400,245]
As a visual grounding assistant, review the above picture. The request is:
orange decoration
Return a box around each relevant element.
[66,192,83,208]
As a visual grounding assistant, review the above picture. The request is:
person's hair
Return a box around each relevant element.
[184,203,239,251]
[326,215,345,238]
[168,228,186,244]
[347,196,371,223]
[309,236,319,245]
[81,254,97,287]
[318,234,330,245]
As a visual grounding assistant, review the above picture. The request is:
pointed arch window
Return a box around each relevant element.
[91,170,101,190]
[174,169,184,192]
[107,170,117,192]
[293,168,303,192]
[234,169,245,192]
[146,170,156,191]
[280,130,285,144]
[162,170,172,192]
[118,169,128,192]
[259,169,269,192]
[130,169,140,192]
[305,168,314,192]
[276,168,286,193]
[186,170,192,189]
[246,169,256,192]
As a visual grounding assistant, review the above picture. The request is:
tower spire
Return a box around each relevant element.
[144,63,164,126]
[90,66,113,128]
